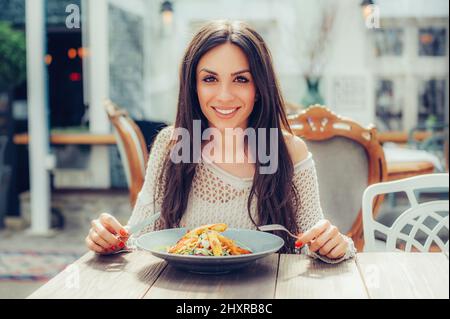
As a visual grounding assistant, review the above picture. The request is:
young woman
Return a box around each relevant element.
[86,20,356,263]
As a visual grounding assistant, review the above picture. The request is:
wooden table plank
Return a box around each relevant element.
[26,252,449,299]
[28,251,166,299]
[378,131,431,144]
[275,255,368,299]
[143,254,279,299]
[14,133,116,145]
[356,252,449,299]
[387,161,435,181]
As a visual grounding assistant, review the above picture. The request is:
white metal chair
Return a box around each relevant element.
[362,173,449,252]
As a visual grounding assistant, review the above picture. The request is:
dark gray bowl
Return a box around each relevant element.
[135,228,284,274]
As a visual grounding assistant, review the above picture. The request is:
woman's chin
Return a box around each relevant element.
[207,117,248,132]
[210,122,240,132]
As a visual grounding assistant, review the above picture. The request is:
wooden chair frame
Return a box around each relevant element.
[104,100,149,207]
[287,104,388,251]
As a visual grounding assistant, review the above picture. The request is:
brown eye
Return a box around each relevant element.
[235,76,249,83]
[203,76,217,83]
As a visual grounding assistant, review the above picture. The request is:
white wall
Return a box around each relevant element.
[82,0,148,188]
[321,0,376,126]
[377,0,449,18]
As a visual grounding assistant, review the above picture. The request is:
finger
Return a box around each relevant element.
[120,225,131,239]
[85,236,107,254]
[117,225,131,244]
[318,234,341,256]
[92,219,122,248]
[297,220,330,245]
[309,225,339,253]
[99,213,128,237]
[326,241,347,259]
[89,228,110,249]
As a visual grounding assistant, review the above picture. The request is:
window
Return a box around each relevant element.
[375,79,403,131]
[418,27,447,56]
[418,78,446,125]
[374,28,404,56]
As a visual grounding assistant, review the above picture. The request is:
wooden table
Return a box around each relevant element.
[378,131,431,144]
[383,145,440,181]
[13,133,116,145]
[28,252,449,299]
[15,131,430,147]
[387,161,436,181]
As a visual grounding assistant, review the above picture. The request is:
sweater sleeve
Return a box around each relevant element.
[292,153,357,264]
[125,126,174,245]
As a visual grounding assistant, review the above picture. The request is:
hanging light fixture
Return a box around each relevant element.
[161,1,174,26]
[360,0,375,21]
[360,0,380,29]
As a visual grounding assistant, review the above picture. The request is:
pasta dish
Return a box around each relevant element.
[167,223,252,256]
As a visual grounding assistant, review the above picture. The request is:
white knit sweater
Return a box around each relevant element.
[126,126,356,263]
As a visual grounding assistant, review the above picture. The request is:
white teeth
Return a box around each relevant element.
[214,108,238,115]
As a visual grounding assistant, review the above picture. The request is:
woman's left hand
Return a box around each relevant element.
[295,219,348,260]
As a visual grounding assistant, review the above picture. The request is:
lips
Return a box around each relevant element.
[211,106,241,117]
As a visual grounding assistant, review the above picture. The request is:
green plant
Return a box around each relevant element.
[0,22,26,91]
[425,114,437,129]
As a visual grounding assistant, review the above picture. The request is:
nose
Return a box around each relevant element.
[216,82,235,103]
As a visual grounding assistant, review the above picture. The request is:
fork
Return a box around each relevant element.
[109,212,161,255]
[127,211,161,236]
[258,224,299,239]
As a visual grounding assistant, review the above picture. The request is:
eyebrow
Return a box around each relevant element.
[199,68,251,76]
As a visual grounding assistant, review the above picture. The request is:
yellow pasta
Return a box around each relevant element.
[167,223,252,256]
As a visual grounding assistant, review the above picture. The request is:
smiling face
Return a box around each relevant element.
[196,43,256,131]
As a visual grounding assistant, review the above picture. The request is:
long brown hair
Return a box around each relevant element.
[156,20,299,252]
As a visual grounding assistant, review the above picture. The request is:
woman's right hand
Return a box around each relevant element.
[85,213,129,254]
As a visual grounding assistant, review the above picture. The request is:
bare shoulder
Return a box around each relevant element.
[282,130,309,165]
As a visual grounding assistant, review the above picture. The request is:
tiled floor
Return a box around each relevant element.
[0,227,88,299]
[0,190,130,299]
[0,281,44,299]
